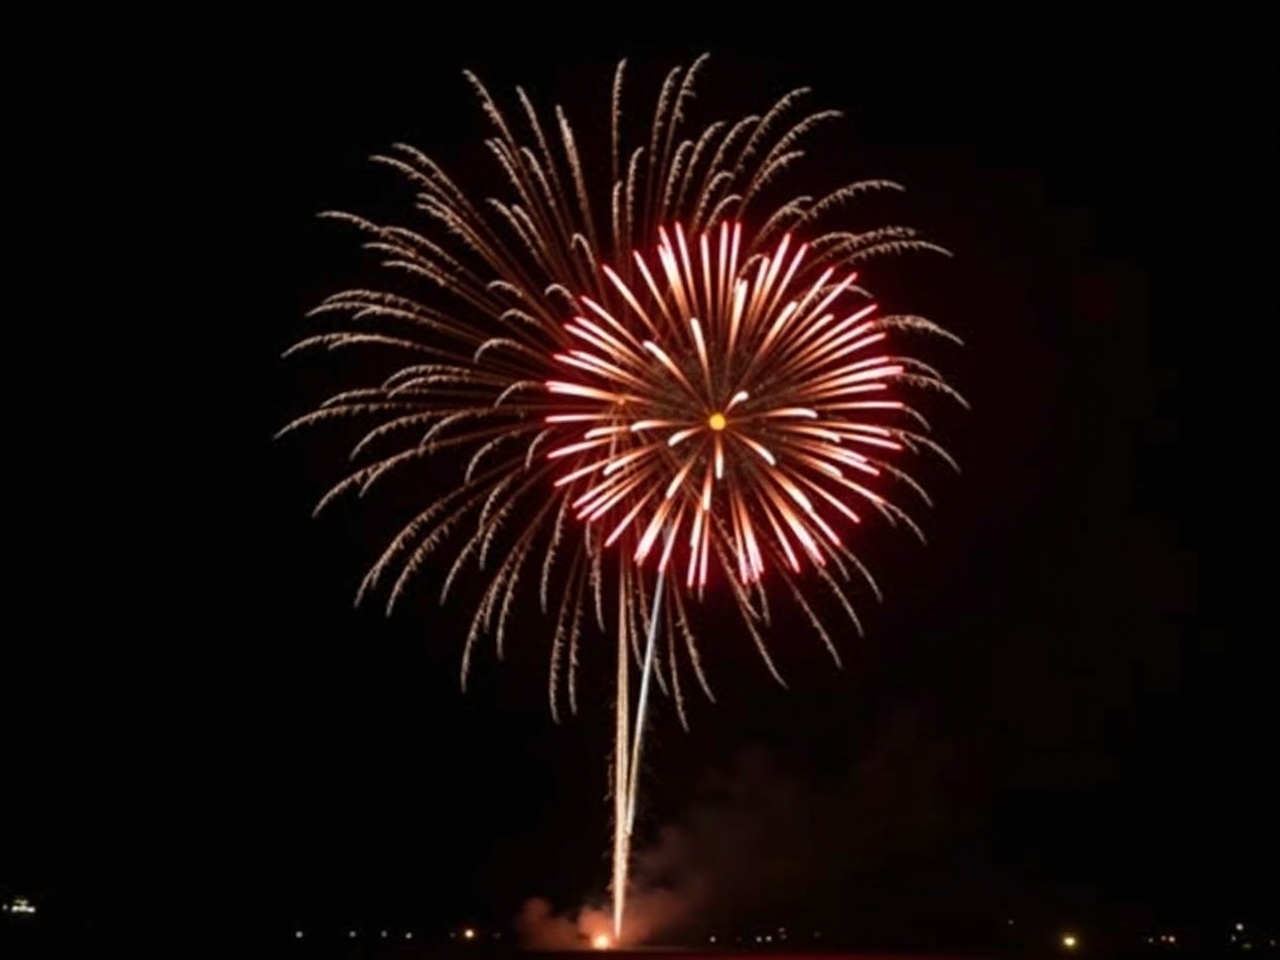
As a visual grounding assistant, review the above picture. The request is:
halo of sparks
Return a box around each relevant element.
[280,54,963,943]
[548,220,943,592]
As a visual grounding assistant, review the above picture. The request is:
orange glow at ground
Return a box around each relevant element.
[592,933,612,949]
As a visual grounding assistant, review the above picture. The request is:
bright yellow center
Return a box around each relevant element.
[708,412,727,431]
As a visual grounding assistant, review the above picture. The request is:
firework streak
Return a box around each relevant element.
[279,55,963,940]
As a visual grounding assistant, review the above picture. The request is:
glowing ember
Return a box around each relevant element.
[592,933,612,950]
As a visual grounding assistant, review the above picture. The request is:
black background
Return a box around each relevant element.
[3,2,1276,949]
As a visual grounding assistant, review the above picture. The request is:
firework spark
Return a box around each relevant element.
[547,220,957,594]
[279,55,961,941]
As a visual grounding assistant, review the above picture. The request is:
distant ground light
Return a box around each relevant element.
[275,915,1280,952]
[3,897,37,916]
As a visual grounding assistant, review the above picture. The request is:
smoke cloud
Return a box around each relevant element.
[516,708,966,948]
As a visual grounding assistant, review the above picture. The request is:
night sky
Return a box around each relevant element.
[3,2,1276,950]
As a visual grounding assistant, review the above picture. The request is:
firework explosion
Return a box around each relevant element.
[548,220,958,595]
[279,55,961,941]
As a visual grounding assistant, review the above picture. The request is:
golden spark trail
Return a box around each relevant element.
[610,526,673,937]
[612,590,630,939]
[611,563,666,940]
[628,557,666,835]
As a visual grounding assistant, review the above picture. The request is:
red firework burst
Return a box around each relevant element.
[548,221,949,591]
